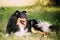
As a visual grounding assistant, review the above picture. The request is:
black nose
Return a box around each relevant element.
[49,25,59,32]
[49,26,55,31]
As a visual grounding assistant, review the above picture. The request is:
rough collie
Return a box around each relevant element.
[5,10,28,37]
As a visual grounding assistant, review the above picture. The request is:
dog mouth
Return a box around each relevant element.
[17,17,26,24]
[17,17,26,28]
[20,20,26,25]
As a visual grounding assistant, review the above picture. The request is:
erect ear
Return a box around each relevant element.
[15,10,20,15]
[22,11,27,13]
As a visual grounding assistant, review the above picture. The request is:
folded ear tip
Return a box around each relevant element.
[22,11,27,13]
[16,10,20,12]
[15,10,20,15]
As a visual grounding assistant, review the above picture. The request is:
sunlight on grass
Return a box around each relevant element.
[0,2,60,40]
[0,32,57,40]
[0,7,60,40]
[40,0,49,5]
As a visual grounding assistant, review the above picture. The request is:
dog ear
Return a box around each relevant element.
[22,11,27,13]
[15,10,20,15]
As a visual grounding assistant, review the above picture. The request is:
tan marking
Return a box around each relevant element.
[40,32,46,36]
[31,27,40,33]
[17,17,26,28]
[31,27,47,37]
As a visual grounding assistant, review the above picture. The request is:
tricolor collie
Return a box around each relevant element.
[5,10,29,37]
[28,19,55,37]
[5,10,57,37]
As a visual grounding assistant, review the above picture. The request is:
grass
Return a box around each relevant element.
[0,6,60,40]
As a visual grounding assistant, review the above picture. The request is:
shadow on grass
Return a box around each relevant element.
[53,11,60,40]
[0,7,5,12]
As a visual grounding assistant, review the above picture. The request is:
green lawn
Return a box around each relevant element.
[0,6,60,40]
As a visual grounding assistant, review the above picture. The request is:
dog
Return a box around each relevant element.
[27,19,56,37]
[15,18,57,37]
[5,10,28,37]
[5,10,57,37]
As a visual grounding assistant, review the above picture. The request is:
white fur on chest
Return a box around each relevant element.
[14,23,28,36]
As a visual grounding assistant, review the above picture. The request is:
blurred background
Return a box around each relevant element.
[0,0,60,40]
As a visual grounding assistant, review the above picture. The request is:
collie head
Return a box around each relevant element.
[12,10,27,18]
[16,11,27,27]
[19,11,27,18]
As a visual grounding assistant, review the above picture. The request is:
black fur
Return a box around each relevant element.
[26,19,43,32]
[29,19,59,32]
[19,11,27,18]
[49,24,59,32]
[6,10,20,34]
[30,19,44,32]
[6,10,27,34]
[26,20,31,32]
